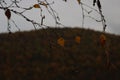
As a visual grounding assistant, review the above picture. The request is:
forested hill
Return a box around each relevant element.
[0,27,120,80]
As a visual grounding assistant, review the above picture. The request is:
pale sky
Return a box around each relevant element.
[0,0,120,35]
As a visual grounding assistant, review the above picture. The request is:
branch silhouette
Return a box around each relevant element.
[0,0,107,33]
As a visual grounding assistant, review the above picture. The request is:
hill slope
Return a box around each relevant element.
[0,28,120,80]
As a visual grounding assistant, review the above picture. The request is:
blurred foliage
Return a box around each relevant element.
[99,34,106,47]
[0,28,120,80]
[57,37,65,47]
[75,36,81,44]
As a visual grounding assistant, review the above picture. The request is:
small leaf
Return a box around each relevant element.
[77,0,81,4]
[5,9,11,20]
[57,37,65,47]
[33,4,40,8]
[75,36,81,44]
[100,34,106,47]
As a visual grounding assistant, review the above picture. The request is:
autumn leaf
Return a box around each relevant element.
[100,34,106,47]
[5,9,11,20]
[57,37,65,47]
[33,4,40,8]
[77,0,81,4]
[75,36,81,44]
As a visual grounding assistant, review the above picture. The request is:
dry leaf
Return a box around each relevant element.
[5,9,11,20]
[57,37,65,47]
[33,4,40,8]
[100,34,106,47]
[75,36,81,44]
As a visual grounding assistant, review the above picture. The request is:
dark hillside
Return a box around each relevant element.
[0,28,120,80]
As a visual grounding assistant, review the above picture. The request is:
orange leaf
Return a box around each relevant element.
[57,37,65,47]
[33,4,40,8]
[100,34,106,46]
[75,36,81,44]
[5,9,11,20]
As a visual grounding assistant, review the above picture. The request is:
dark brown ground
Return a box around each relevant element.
[0,28,120,80]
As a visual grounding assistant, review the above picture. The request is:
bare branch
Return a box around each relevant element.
[0,0,107,33]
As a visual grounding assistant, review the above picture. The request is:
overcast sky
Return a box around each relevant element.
[0,0,120,35]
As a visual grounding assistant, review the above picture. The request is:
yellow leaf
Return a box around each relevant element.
[75,36,81,44]
[33,4,40,8]
[100,34,106,46]
[57,37,65,47]
[77,0,81,4]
